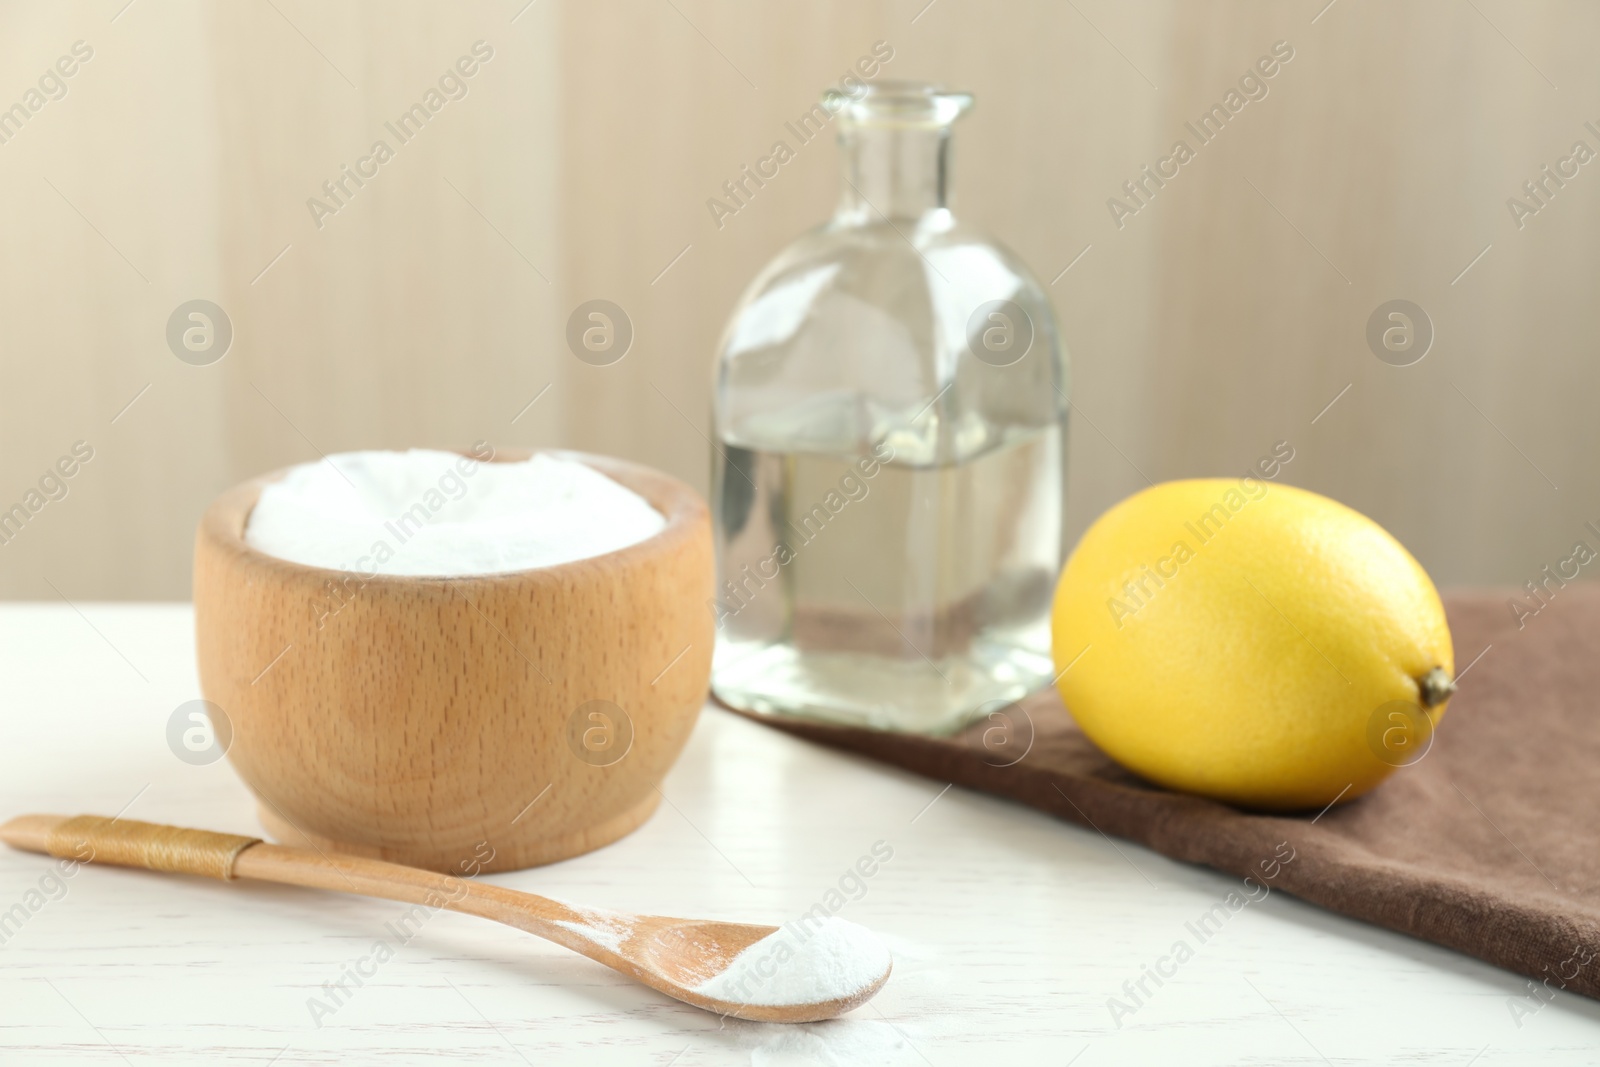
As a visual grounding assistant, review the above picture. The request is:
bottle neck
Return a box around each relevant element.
[835,125,952,225]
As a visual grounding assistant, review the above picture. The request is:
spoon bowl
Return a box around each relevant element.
[625,919,891,1022]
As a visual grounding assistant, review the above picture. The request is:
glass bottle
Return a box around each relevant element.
[709,81,1069,735]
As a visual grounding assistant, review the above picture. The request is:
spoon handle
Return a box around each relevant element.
[0,813,591,940]
[1,813,261,878]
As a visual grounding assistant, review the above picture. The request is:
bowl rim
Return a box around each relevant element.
[197,446,708,587]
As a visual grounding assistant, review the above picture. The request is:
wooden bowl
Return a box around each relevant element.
[193,449,713,873]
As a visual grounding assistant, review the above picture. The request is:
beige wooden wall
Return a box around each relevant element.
[0,0,1595,601]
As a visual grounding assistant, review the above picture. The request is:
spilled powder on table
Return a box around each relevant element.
[742,1021,913,1067]
[694,917,890,1007]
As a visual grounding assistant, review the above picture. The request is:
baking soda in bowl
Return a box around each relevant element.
[244,448,665,576]
[695,917,891,1007]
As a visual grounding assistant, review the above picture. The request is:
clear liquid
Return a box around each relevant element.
[711,424,1064,734]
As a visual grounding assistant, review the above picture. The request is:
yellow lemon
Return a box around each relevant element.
[1051,478,1454,811]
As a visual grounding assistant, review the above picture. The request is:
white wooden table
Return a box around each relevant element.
[2,604,1598,1065]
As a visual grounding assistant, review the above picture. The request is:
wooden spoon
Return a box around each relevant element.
[0,813,890,1024]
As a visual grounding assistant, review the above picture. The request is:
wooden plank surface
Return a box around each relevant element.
[2,603,1599,1064]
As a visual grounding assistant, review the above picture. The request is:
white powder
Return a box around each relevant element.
[694,917,891,1007]
[554,918,635,953]
[550,901,639,953]
[244,449,665,577]
[743,1021,912,1066]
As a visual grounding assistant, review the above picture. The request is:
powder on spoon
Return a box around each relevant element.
[694,917,891,1007]
[244,449,665,576]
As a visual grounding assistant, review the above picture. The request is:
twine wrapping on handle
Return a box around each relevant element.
[45,815,262,880]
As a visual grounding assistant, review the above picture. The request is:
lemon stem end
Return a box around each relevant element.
[1419,666,1456,708]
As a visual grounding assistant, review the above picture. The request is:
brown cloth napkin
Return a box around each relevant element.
[723,586,1600,1001]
